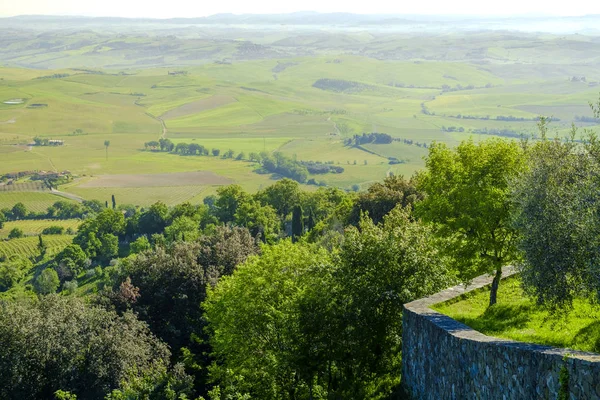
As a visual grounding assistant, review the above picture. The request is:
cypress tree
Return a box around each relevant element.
[307,208,316,231]
[111,194,116,209]
[38,234,46,258]
[291,205,304,243]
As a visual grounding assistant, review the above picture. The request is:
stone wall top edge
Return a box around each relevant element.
[403,266,600,363]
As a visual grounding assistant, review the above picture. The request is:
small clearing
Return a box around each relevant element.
[160,95,236,120]
[78,171,233,188]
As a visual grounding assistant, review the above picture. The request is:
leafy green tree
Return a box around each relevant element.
[256,178,301,219]
[99,233,119,260]
[11,202,27,220]
[0,256,31,291]
[204,241,331,399]
[234,199,279,242]
[348,174,423,225]
[196,226,259,276]
[130,236,151,254]
[8,227,24,239]
[57,244,88,271]
[0,295,181,399]
[328,206,453,396]
[291,205,304,242]
[236,152,245,160]
[119,242,215,352]
[165,216,200,242]
[416,139,525,306]
[212,148,221,157]
[137,202,169,235]
[74,209,125,259]
[0,210,5,229]
[36,268,60,294]
[512,126,600,309]
[214,185,250,224]
[82,199,104,214]
[104,140,110,160]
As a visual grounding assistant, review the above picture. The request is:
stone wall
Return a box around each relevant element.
[402,267,600,400]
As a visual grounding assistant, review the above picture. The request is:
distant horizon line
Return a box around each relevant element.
[2,11,598,20]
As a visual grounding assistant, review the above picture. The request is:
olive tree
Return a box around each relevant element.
[512,122,600,309]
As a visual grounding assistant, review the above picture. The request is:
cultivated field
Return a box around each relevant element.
[0,192,73,213]
[0,219,81,239]
[0,235,74,259]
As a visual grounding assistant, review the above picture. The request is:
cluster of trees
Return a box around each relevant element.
[441,126,525,139]
[0,199,116,223]
[394,137,429,148]
[33,137,63,146]
[344,132,393,146]
[143,138,239,159]
[300,161,344,174]
[574,115,600,123]
[471,127,523,138]
[446,114,560,122]
[5,112,600,398]
[441,83,493,92]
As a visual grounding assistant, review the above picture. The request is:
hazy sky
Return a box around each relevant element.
[2,0,599,18]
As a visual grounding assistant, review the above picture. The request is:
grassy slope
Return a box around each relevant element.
[433,276,600,353]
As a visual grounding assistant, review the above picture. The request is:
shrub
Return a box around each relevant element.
[42,226,65,235]
[8,228,24,239]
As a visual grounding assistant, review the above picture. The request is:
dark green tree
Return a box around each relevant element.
[214,185,249,224]
[137,202,169,235]
[349,175,423,225]
[291,205,304,242]
[38,234,47,258]
[104,140,110,160]
[0,295,186,399]
[8,228,24,239]
[11,202,27,220]
[111,194,116,209]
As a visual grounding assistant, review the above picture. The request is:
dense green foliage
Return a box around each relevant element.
[416,139,525,305]
[0,295,187,400]
[512,121,600,310]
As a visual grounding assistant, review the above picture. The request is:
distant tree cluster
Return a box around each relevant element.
[574,115,600,123]
[344,132,393,146]
[299,161,344,174]
[33,137,63,146]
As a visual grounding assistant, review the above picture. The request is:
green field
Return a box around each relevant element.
[433,276,600,353]
[0,219,81,239]
[0,235,74,259]
[2,26,600,207]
